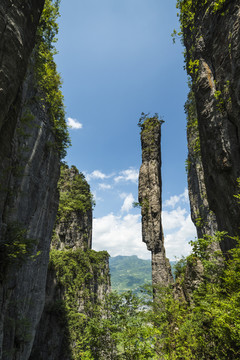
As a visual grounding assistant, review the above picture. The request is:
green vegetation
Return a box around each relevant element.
[175,1,227,80]
[176,0,227,32]
[49,249,157,359]
[185,80,201,174]
[0,222,40,276]
[57,164,95,221]
[110,255,177,293]
[151,232,240,359]
[49,248,110,359]
[109,255,152,294]
[138,112,164,131]
[35,0,70,159]
[51,231,240,359]
[138,113,164,160]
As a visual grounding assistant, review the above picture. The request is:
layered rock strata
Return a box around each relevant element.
[138,116,173,286]
[181,0,240,251]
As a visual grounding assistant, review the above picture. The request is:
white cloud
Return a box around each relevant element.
[67,117,83,129]
[121,193,134,213]
[162,207,188,231]
[99,183,112,190]
[92,213,150,259]
[85,170,112,182]
[92,189,196,261]
[114,168,139,183]
[162,197,196,259]
[164,214,196,260]
[163,188,189,208]
[92,191,102,202]
[119,192,128,199]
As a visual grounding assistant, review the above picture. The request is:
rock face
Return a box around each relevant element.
[0,0,44,131]
[0,47,60,360]
[30,249,110,360]
[52,165,93,251]
[186,87,218,239]
[138,115,173,286]
[0,2,69,358]
[30,165,111,360]
[181,1,240,251]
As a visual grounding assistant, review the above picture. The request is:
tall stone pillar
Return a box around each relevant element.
[138,115,173,287]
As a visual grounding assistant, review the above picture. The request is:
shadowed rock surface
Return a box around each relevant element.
[0,48,60,360]
[182,0,240,252]
[0,2,65,359]
[186,88,218,239]
[30,165,110,360]
[0,0,44,131]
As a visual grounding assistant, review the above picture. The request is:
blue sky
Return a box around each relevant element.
[56,0,196,260]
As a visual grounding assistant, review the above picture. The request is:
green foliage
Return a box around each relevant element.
[132,201,141,209]
[109,255,152,294]
[48,231,240,359]
[49,248,110,359]
[49,248,158,359]
[0,222,40,275]
[214,80,232,113]
[81,290,159,359]
[234,178,240,203]
[57,164,95,221]
[138,112,164,131]
[35,0,70,159]
[176,0,227,33]
[133,199,149,213]
[149,232,240,359]
[188,58,199,75]
[185,80,201,174]
[173,256,187,280]
[176,0,227,82]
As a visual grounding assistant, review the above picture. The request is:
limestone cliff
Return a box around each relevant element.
[186,88,218,239]
[0,1,69,359]
[179,0,240,251]
[0,52,60,360]
[138,114,173,286]
[52,164,93,251]
[0,0,44,132]
[30,165,110,360]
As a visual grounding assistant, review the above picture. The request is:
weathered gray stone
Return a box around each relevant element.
[0,0,44,132]
[183,1,240,252]
[52,165,92,251]
[0,51,60,360]
[186,91,218,239]
[138,116,173,287]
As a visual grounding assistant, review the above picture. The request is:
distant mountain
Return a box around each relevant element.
[109,255,177,294]
[109,255,151,294]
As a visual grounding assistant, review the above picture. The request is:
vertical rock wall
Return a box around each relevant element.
[0,1,69,359]
[138,116,173,286]
[0,0,44,131]
[0,50,60,360]
[181,0,240,251]
[186,87,218,239]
